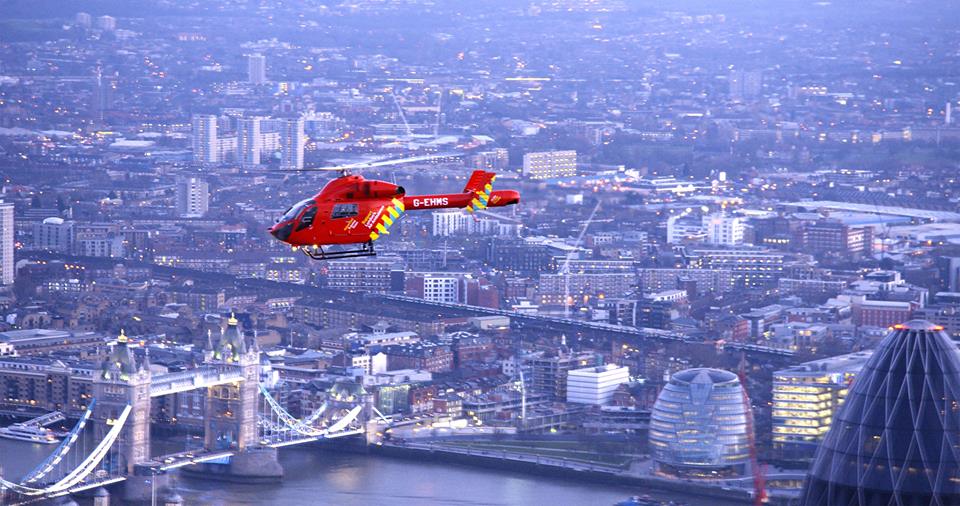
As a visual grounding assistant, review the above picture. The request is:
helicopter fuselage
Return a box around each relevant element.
[268,171,519,251]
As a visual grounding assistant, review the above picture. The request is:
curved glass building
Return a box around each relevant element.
[800,320,960,506]
[649,368,751,477]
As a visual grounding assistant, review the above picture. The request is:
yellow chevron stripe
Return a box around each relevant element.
[392,198,405,211]
[484,183,493,192]
[382,214,394,226]
[376,223,389,234]
[370,232,380,241]
[388,206,400,218]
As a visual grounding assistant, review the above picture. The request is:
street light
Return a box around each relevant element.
[150,466,159,506]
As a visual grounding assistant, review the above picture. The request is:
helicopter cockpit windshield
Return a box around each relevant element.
[280,199,314,223]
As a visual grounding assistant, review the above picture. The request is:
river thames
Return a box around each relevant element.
[0,438,729,505]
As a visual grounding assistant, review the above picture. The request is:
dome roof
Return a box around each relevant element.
[801,321,960,505]
[672,367,738,385]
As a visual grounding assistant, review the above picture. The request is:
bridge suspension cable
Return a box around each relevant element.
[21,400,97,485]
[0,404,131,497]
[258,384,326,436]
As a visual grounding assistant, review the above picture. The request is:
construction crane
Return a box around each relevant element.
[434,88,443,137]
[390,90,413,137]
[561,201,601,319]
[739,353,767,506]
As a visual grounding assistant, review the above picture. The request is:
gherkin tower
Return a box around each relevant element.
[800,320,960,506]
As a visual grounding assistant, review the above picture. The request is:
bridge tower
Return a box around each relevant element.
[202,314,282,481]
[204,314,260,451]
[92,329,151,475]
[92,329,161,501]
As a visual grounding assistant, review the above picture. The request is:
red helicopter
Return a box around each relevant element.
[268,165,520,260]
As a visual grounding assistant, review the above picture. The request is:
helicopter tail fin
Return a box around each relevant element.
[464,170,496,213]
[464,170,495,193]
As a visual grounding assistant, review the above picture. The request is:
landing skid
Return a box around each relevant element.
[299,242,376,260]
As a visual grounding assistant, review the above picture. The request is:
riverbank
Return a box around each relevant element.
[371,441,800,506]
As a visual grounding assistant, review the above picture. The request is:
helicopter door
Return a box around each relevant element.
[295,205,318,231]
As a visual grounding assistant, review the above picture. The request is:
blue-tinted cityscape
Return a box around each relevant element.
[0,1,959,505]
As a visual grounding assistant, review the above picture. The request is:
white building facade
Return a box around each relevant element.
[566,364,630,405]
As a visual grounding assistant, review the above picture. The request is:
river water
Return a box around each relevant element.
[0,438,729,506]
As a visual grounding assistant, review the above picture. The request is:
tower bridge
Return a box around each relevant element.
[0,316,377,505]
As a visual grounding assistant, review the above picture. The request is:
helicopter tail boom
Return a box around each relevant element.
[401,189,519,211]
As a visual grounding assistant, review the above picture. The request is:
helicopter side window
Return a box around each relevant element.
[331,203,359,219]
[295,206,318,231]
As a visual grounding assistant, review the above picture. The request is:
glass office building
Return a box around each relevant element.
[649,368,751,477]
[801,320,960,506]
[772,351,873,462]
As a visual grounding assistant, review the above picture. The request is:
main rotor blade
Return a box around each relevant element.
[272,152,463,173]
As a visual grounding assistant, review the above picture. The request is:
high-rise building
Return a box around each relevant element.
[800,219,872,258]
[703,213,746,246]
[649,368,751,477]
[33,217,75,253]
[537,272,636,305]
[0,202,12,285]
[472,148,509,171]
[729,70,762,100]
[771,351,873,462]
[666,214,705,244]
[687,248,785,288]
[432,210,470,237]
[529,352,594,400]
[96,15,116,31]
[75,12,91,28]
[638,268,736,295]
[191,114,219,164]
[326,258,396,293]
[280,117,305,170]
[248,54,267,85]
[522,150,577,179]
[175,177,210,218]
[566,364,630,405]
[936,256,960,293]
[237,117,262,168]
[90,67,116,125]
[422,276,461,304]
[800,320,960,505]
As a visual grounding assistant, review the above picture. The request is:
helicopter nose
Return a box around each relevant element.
[270,222,294,242]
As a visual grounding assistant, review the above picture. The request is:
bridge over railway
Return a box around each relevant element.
[24,251,795,363]
[0,317,377,505]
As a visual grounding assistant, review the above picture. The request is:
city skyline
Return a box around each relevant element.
[1,1,959,505]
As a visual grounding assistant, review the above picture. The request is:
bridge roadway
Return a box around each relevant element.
[150,449,236,471]
[150,366,245,397]
[24,252,795,361]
